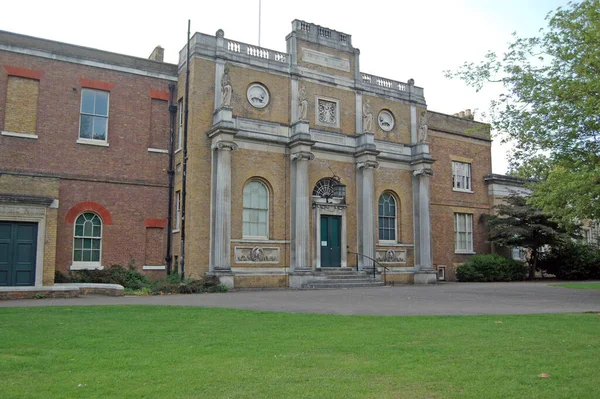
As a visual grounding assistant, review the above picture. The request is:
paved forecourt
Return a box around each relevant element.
[1,282,599,316]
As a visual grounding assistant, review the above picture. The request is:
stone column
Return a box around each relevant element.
[212,140,238,271]
[356,159,378,271]
[291,151,313,271]
[288,122,314,287]
[207,106,237,288]
[413,167,437,284]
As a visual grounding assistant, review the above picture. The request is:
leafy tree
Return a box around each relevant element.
[446,0,600,224]
[486,194,567,279]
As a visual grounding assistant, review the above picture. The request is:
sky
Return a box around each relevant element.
[2,0,572,173]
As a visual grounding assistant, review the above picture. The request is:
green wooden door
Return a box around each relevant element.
[320,215,341,267]
[0,222,37,286]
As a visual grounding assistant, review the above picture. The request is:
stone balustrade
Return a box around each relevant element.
[226,40,287,64]
[361,73,425,98]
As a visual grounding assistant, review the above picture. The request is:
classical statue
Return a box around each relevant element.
[298,85,308,121]
[363,99,373,132]
[418,111,428,142]
[220,66,232,108]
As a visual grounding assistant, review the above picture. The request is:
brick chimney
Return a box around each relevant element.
[148,46,164,62]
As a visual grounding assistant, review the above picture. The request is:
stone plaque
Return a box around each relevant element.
[234,246,280,264]
[378,110,395,132]
[301,48,350,72]
[246,83,270,109]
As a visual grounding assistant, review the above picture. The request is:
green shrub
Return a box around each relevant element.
[456,254,528,282]
[539,242,600,280]
[54,264,227,294]
[65,264,149,290]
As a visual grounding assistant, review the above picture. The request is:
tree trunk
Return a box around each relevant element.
[529,250,538,280]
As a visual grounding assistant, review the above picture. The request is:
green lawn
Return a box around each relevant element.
[551,282,600,290]
[1,307,599,398]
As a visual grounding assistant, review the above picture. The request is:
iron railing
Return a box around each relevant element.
[347,250,390,285]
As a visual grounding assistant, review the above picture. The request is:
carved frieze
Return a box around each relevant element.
[234,246,280,263]
[376,249,407,264]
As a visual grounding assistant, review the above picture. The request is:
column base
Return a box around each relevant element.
[289,269,313,288]
[209,269,235,289]
[413,271,438,285]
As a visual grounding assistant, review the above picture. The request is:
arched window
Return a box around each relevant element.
[73,212,102,264]
[243,181,269,238]
[378,193,397,242]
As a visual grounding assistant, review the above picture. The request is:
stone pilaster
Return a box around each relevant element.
[413,166,437,284]
[356,159,378,271]
[289,121,314,277]
[207,107,237,287]
[212,140,237,271]
[355,132,380,272]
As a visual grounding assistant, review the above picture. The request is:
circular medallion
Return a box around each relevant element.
[378,110,395,132]
[246,83,270,109]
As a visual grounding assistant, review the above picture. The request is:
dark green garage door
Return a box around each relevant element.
[0,222,38,286]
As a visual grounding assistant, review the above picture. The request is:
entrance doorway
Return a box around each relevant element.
[320,215,341,267]
[0,222,38,286]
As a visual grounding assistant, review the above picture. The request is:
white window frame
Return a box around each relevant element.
[71,212,103,270]
[315,96,340,128]
[454,213,474,253]
[77,88,110,145]
[174,191,181,232]
[242,180,269,240]
[437,265,446,281]
[512,247,527,261]
[452,161,472,192]
[177,99,183,151]
[378,192,398,244]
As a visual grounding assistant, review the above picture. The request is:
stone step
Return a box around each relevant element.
[320,274,370,280]
[302,281,385,289]
[314,278,378,284]
[316,269,362,274]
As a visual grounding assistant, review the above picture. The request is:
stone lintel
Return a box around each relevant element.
[0,194,54,207]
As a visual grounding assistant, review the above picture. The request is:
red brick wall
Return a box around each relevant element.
[0,51,175,278]
[0,51,173,184]
[56,180,169,273]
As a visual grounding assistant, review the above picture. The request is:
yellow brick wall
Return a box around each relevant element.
[364,94,412,145]
[230,148,290,267]
[228,65,290,125]
[4,76,39,134]
[302,81,356,134]
[0,174,60,286]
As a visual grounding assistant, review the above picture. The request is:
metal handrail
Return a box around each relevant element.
[347,250,390,285]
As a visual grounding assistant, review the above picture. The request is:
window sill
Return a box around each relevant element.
[455,251,476,255]
[452,188,474,193]
[70,263,104,271]
[377,243,414,247]
[148,148,169,154]
[77,138,109,147]
[2,131,39,139]
[143,265,166,270]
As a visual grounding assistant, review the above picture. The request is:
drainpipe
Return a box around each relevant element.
[165,83,177,275]
[179,20,191,280]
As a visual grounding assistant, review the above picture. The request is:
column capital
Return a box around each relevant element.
[413,168,434,177]
[356,160,379,170]
[212,140,238,152]
[290,151,314,162]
